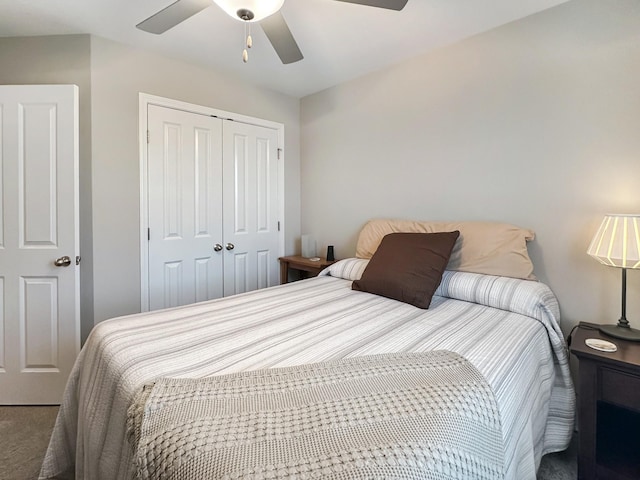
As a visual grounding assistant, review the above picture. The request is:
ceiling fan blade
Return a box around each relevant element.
[260,12,304,65]
[333,0,408,10]
[136,0,212,34]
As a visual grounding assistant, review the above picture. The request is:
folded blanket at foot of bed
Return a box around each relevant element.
[127,351,504,480]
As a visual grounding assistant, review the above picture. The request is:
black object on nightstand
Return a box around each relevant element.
[570,324,640,480]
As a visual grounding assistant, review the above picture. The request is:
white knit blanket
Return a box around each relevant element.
[127,351,504,480]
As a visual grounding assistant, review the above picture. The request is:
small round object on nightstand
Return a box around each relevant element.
[585,338,617,352]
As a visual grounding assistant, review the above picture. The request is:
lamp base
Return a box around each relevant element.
[599,324,640,342]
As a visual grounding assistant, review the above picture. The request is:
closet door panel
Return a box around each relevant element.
[222,122,279,297]
[147,105,223,311]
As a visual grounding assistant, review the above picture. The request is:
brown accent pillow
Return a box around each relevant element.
[352,231,460,309]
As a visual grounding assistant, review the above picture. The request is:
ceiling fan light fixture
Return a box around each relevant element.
[212,0,285,22]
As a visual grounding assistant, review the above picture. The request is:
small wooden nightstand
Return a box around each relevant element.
[278,255,337,284]
[570,324,640,480]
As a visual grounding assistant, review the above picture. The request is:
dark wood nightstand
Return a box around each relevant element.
[278,255,336,284]
[570,324,640,480]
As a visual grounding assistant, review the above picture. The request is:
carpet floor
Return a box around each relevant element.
[0,406,576,479]
[0,406,59,480]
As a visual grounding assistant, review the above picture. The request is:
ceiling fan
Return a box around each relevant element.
[137,0,408,64]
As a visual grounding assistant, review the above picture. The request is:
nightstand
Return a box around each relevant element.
[278,255,336,284]
[570,324,640,480]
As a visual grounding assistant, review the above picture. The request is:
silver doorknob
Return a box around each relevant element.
[214,243,223,252]
[54,256,72,267]
[225,243,235,251]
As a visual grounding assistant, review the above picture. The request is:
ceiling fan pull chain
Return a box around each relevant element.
[242,21,249,63]
[247,23,253,49]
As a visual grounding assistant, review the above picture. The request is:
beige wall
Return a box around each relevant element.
[300,0,640,333]
[0,35,95,341]
[90,36,301,323]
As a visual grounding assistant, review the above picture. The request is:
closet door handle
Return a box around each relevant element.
[214,244,223,252]
[225,243,235,251]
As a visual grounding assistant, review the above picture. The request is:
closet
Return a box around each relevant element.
[145,102,281,311]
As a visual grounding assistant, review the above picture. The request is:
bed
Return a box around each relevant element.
[40,220,575,480]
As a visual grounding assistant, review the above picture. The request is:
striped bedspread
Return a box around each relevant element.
[40,258,575,480]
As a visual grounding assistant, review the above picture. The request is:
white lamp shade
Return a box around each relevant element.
[587,214,640,268]
[213,0,284,22]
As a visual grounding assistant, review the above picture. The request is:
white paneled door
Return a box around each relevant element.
[0,85,80,405]
[147,106,224,311]
[146,104,280,310]
[222,121,280,295]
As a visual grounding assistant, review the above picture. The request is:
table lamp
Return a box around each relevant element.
[587,213,640,341]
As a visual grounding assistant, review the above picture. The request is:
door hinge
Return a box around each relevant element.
[147,228,150,241]
[277,221,281,232]
[277,148,282,160]
[147,130,150,144]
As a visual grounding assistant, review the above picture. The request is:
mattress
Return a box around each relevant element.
[40,258,575,480]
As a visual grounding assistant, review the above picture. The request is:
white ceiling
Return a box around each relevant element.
[0,0,569,98]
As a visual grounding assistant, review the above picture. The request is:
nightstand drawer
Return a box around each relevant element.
[601,367,640,412]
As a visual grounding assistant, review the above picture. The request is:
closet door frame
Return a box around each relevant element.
[138,93,285,312]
